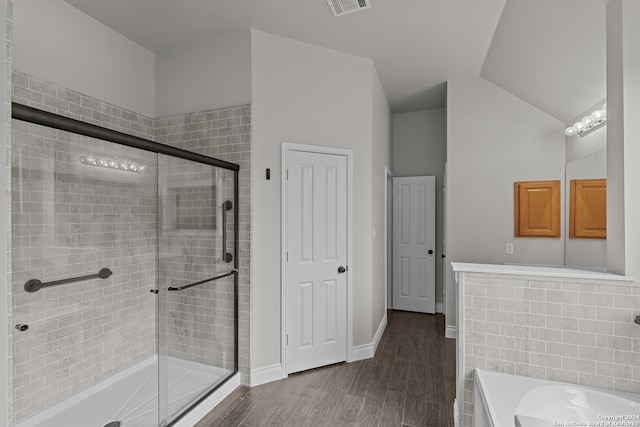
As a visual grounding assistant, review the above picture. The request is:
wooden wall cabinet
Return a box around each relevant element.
[514,180,561,238]
[570,179,606,239]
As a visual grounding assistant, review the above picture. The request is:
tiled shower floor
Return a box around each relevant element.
[16,357,231,427]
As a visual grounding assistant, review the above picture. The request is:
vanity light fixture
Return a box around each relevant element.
[80,155,146,173]
[565,103,607,137]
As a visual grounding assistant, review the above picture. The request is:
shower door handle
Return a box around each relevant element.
[222,201,233,263]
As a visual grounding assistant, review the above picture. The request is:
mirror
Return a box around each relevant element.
[564,102,607,269]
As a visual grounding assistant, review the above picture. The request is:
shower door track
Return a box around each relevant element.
[12,103,239,171]
[11,102,241,427]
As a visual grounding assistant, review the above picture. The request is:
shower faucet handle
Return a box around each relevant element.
[635,315,640,325]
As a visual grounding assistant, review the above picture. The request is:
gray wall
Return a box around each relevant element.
[14,0,156,118]
[371,69,392,336]
[445,77,566,330]
[250,29,390,369]
[155,31,252,118]
[392,109,446,310]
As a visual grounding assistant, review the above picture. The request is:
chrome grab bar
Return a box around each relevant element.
[167,269,238,292]
[222,200,233,263]
[24,268,112,293]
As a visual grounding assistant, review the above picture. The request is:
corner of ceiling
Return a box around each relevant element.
[479,0,510,80]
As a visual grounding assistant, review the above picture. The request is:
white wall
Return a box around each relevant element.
[445,77,566,329]
[564,103,607,269]
[392,109,446,309]
[155,31,251,118]
[250,29,381,369]
[371,68,392,334]
[606,0,640,278]
[13,0,156,117]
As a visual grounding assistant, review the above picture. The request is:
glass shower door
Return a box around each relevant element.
[157,155,237,425]
[11,102,239,427]
[11,119,160,427]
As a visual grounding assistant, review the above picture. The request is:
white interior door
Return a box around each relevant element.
[393,176,436,313]
[285,149,348,374]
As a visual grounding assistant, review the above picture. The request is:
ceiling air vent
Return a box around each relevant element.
[326,0,371,17]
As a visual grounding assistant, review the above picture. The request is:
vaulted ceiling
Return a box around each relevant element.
[63,0,607,122]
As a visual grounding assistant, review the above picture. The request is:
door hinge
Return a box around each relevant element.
[286,334,289,345]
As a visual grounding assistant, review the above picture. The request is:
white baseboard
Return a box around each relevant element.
[436,302,444,313]
[351,314,387,362]
[250,363,283,387]
[445,326,457,339]
[351,343,373,361]
[372,314,387,354]
[175,372,241,427]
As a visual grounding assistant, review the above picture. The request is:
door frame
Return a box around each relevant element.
[281,142,354,378]
[385,167,393,309]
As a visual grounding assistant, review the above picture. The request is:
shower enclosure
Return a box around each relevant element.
[10,103,239,427]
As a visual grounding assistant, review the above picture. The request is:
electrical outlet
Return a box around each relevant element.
[506,243,514,255]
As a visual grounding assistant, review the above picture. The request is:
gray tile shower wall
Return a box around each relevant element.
[154,106,251,384]
[11,71,157,423]
[5,3,14,426]
[10,71,253,422]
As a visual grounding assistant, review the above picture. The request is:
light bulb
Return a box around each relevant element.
[581,116,594,127]
[573,121,586,132]
[591,110,604,122]
[565,127,577,136]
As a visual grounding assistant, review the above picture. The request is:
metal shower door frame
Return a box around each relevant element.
[11,102,240,427]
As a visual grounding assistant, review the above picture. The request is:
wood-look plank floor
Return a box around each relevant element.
[195,310,456,427]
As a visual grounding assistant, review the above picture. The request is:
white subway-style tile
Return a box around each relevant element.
[562,357,595,374]
[545,368,579,383]
[596,334,633,351]
[546,342,579,358]
[597,361,632,379]
[562,331,596,347]
[578,373,613,389]
[578,346,614,363]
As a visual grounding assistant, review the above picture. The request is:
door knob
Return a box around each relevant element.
[338,266,346,274]
[428,250,434,255]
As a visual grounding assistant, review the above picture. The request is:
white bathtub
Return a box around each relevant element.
[473,369,640,427]
[15,356,239,427]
